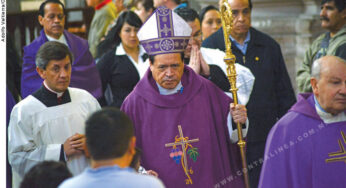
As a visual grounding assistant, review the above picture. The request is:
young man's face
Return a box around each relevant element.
[37,56,72,93]
[320,1,346,32]
[38,2,65,39]
[150,53,184,89]
[311,57,346,115]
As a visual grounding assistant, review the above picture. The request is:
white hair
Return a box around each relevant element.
[311,56,346,80]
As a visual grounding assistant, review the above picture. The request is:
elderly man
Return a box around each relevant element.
[297,0,346,92]
[8,41,101,188]
[59,108,164,188]
[121,6,247,188]
[21,0,102,99]
[259,55,346,188]
[202,0,296,187]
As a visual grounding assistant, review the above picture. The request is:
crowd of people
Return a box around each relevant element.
[6,0,345,188]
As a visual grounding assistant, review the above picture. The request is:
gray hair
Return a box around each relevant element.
[311,56,346,80]
[36,41,73,70]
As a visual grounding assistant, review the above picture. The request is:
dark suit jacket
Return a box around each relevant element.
[202,27,296,142]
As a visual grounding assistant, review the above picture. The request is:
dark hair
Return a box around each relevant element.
[148,52,184,65]
[199,5,219,24]
[249,0,253,9]
[85,107,134,160]
[173,0,181,5]
[134,0,155,12]
[174,7,199,22]
[96,11,143,58]
[129,147,142,171]
[20,161,72,188]
[39,0,66,17]
[321,0,345,12]
[36,41,73,70]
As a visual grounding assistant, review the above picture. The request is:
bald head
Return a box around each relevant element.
[310,56,346,115]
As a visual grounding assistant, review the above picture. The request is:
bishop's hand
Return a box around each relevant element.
[230,103,247,124]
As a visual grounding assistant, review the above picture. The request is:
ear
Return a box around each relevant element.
[38,15,44,26]
[342,9,346,19]
[36,67,46,80]
[310,77,319,96]
[128,136,136,156]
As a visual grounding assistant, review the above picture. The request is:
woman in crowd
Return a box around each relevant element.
[96,11,147,107]
[199,5,221,41]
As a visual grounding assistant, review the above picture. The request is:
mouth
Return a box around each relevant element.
[320,17,329,22]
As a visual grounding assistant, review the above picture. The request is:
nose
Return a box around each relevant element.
[320,7,326,17]
[340,82,346,94]
[60,69,68,78]
[238,12,245,22]
[165,67,174,77]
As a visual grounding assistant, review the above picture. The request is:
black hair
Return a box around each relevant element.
[173,0,181,5]
[134,0,155,12]
[249,0,253,9]
[199,5,219,24]
[96,11,143,58]
[129,147,142,171]
[39,0,66,17]
[148,52,184,65]
[20,161,72,188]
[85,107,134,160]
[321,0,345,12]
[36,41,73,70]
[174,7,199,22]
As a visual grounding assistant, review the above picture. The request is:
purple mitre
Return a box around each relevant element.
[137,6,192,55]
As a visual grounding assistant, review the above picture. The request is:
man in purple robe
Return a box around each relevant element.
[259,55,346,188]
[121,6,248,188]
[21,0,102,99]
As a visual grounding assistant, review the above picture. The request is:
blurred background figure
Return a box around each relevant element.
[20,161,72,188]
[96,11,146,108]
[86,0,117,58]
[199,5,221,41]
[133,0,155,23]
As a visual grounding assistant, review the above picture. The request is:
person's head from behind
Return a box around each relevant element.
[227,0,252,40]
[134,0,155,22]
[320,0,346,34]
[175,7,201,59]
[38,0,66,39]
[199,5,221,40]
[86,107,136,166]
[149,53,184,89]
[310,56,346,115]
[36,41,73,93]
[20,161,72,188]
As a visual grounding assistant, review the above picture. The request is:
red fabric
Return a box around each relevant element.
[95,0,112,10]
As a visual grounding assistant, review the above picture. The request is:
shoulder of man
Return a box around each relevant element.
[64,30,89,47]
[249,27,281,48]
[131,173,165,188]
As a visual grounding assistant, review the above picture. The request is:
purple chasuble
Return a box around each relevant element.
[121,65,244,188]
[21,30,102,99]
[259,93,346,188]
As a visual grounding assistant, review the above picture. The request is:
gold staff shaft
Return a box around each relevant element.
[220,1,250,187]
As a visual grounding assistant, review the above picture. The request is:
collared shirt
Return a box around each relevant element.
[156,81,183,95]
[115,42,148,79]
[46,33,68,46]
[229,31,251,55]
[43,81,64,97]
[314,95,346,123]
